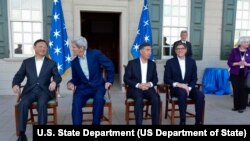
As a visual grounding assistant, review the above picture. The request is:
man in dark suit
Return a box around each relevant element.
[164,42,204,125]
[172,30,192,58]
[123,43,160,125]
[12,39,62,141]
[67,36,114,125]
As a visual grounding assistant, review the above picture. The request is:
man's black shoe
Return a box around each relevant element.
[195,122,203,125]
[179,121,186,125]
[232,108,238,111]
[247,102,250,107]
[17,134,27,141]
[238,109,245,113]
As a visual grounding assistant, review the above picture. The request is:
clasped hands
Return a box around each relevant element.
[138,82,151,91]
[176,82,190,96]
[236,61,250,67]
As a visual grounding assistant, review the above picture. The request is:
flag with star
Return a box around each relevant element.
[49,0,71,77]
[131,0,154,60]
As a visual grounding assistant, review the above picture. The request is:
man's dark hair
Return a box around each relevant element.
[139,43,151,50]
[175,42,187,49]
[34,39,48,47]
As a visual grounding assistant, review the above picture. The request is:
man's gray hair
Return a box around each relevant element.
[71,36,88,49]
[180,30,188,35]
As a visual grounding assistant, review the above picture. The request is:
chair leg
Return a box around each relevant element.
[171,102,175,125]
[165,99,169,119]
[15,104,20,136]
[29,108,34,123]
[54,107,57,124]
[159,101,162,125]
[145,105,150,119]
[201,101,205,124]
[125,104,129,125]
[108,104,112,125]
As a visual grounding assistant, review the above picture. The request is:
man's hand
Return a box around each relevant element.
[49,81,56,91]
[67,82,75,91]
[176,82,190,96]
[105,82,112,90]
[138,83,149,91]
[12,85,20,94]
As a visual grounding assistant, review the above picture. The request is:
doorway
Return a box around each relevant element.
[80,12,120,74]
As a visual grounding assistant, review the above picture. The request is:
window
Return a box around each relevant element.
[9,0,43,57]
[235,0,250,46]
[162,0,190,59]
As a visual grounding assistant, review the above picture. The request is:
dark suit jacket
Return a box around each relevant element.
[172,40,193,58]
[12,56,62,98]
[69,49,115,90]
[123,58,158,88]
[164,57,197,89]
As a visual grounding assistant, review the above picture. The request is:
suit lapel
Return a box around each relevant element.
[38,57,48,78]
[174,58,183,80]
[136,59,142,82]
[184,58,189,81]
[31,57,38,78]
[76,56,88,81]
[86,50,92,79]
[146,60,150,82]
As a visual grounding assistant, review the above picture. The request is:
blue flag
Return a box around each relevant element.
[131,0,154,60]
[49,0,71,77]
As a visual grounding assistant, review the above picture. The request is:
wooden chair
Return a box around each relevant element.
[123,84,162,125]
[123,65,162,125]
[165,84,205,125]
[81,67,112,124]
[81,87,112,124]
[15,86,59,136]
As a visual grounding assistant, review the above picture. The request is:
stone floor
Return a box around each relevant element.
[1,85,250,141]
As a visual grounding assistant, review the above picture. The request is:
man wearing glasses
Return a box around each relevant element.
[172,30,193,58]
[164,42,204,125]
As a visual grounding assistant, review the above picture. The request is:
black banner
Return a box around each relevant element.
[33,125,250,140]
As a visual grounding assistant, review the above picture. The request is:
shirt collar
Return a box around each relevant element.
[139,58,148,64]
[35,56,45,61]
[177,56,185,61]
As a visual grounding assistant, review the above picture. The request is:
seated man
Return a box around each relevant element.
[164,42,204,125]
[67,36,115,125]
[123,43,160,125]
[12,39,62,141]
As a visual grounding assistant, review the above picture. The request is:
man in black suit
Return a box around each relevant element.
[164,42,204,125]
[172,30,192,58]
[12,39,62,141]
[123,43,160,125]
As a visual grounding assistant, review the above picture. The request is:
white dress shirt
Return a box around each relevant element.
[173,57,192,91]
[35,56,45,77]
[140,59,148,83]
[181,40,186,44]
[178,57,186,80]
[79,50,89,79]
[135,59,153,88]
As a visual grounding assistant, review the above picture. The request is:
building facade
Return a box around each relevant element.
[0,0,240,95]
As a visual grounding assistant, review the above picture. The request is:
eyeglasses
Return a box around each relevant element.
[175,47,186,51]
